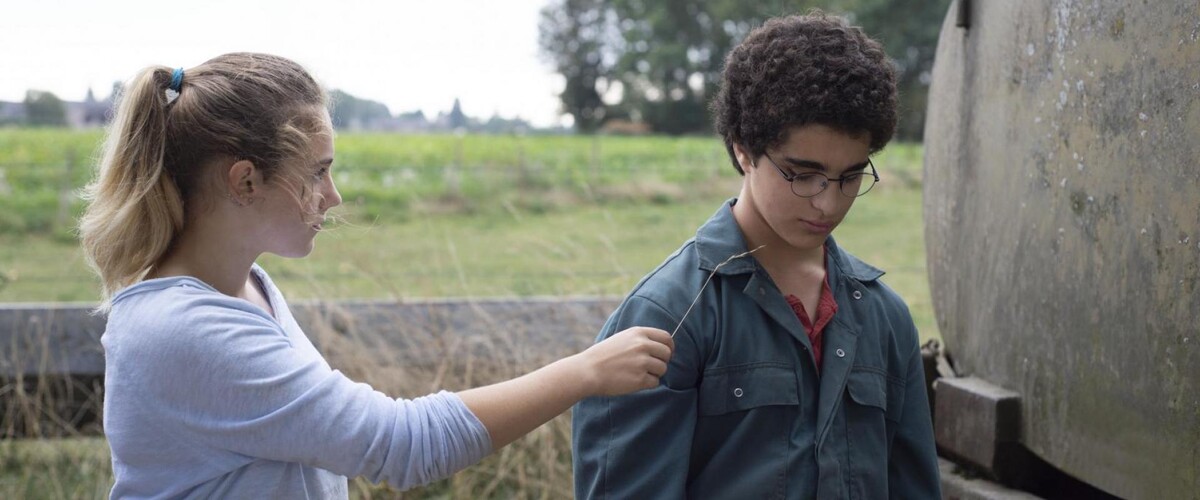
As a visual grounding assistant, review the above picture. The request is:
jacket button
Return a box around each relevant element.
[836,348,846,358]
[852,290,863,300]
[733,388,744,397]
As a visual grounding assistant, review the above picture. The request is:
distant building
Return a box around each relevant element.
[599,119,652,135]
[0,101,26,126]
[0,88,112,128]
[388,110,430,133]
[64,89,112,128]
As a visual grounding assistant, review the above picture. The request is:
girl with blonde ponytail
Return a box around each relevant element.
[81,53,673,499]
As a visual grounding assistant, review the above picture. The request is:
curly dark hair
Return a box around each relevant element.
[712,12,897,174]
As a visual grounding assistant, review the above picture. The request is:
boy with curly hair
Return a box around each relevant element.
[572,12,941,498]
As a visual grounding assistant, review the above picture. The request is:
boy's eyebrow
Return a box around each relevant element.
[316,158,334,166]
[779,156,870,172]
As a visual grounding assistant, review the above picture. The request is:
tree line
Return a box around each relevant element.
[0,91,70,127]
[538,0,950,140]
[1,89,532,134]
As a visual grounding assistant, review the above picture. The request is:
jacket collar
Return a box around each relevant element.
[694,198,885,283]
[824,233,885,282]
[694,199,758,275]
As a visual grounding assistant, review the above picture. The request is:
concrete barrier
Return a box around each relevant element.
[0,297,624,378]
[0,297,623,437]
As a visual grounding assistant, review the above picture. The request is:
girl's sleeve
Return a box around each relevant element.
[141,304,492,489]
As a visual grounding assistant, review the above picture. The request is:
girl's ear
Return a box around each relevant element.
[225,159,260,202]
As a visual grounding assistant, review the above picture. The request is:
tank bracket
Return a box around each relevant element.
[934,376,1023,480]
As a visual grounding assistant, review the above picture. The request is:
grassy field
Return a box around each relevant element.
[0,130,931,331]
[0,129,932,498]
[0,129,735,235]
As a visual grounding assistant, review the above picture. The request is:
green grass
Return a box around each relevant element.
[0,130,736,233]
[0,438,111,499]
[0,182,935,337]
[0,129,923,233]
[0,133,933,331]
[0,130,929,323]
[0,189,936,340]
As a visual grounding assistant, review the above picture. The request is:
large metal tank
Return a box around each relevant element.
[923,1,1199,498]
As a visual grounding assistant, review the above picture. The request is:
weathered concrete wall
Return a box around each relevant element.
[0,298,621,437]
[0,304,106,377]
[0,297,621,378]
[924,1,1199,498]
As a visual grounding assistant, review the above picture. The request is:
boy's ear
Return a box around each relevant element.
[732,143,755,171]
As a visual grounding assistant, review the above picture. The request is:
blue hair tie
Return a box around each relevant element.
[169,68,184,92]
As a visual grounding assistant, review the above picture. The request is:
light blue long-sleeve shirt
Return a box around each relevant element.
[102,265,492,499]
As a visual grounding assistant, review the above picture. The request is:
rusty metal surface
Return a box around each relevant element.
[923,1,1200,498]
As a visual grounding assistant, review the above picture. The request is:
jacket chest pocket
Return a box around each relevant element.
[692,363,800,499]
[845,368,905,423]
[697,363,799,416]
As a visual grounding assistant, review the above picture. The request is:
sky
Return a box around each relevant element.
[0,0,569,127]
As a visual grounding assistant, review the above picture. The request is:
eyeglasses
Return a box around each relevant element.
[761,152,879,198]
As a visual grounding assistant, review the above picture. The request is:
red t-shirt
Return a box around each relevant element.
[785,272,838,373]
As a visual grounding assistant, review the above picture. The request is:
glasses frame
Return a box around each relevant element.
[761,152,880,198]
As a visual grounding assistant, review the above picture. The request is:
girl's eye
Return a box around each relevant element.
[314,168,328,179]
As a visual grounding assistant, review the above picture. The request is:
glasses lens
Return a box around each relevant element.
[837,173,871,197]
[791,173,827,197]
[844,164,878,197]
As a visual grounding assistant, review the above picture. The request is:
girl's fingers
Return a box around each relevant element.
[643,328,674,351]
[646,341,672,363]
[646,358,667,377]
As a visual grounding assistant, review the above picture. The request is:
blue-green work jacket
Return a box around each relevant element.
[572,200,941,499]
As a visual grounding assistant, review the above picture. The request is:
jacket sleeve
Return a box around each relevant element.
[572,294,703,499]
[888,323,942,498]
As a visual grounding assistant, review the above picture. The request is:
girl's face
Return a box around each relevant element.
[253,124,342,258]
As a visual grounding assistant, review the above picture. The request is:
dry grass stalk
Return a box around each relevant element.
[671,244,765,337]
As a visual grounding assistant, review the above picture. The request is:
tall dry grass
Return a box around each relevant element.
[304,300,593,498]
[0,299,598,499]
[1,316,109,499]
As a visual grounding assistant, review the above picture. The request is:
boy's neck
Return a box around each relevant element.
[731,199,827,273]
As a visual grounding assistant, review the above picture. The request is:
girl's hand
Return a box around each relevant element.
[575,327,674,397]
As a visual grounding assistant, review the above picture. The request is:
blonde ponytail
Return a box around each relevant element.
[80,67,185,311]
